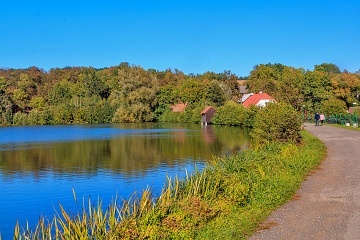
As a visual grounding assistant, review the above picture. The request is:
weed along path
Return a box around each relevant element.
[250,123,360,240]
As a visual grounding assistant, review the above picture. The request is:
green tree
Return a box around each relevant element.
[12,88,29,108]
[247,64,279,96]
[277,67,305,108]
[250,102,303,145]
[30,96,46,110]
[110,66,159,123]
[13,112,28,125]
[0,76,9,94]
[48,80,72,105]
[302,71,333,113]
[204,80,226,106]
[155,85,175,118]
[174,79,205,104]
[0,93,13,125]
[52,104,74,124]
[320,99,347,116]
[247,64,305,108]
[314,63,341,74]
[78,68,110,98]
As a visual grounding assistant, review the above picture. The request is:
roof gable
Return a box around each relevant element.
[170,102,188,112]
[201,106,215,114]
[242,92,274,108]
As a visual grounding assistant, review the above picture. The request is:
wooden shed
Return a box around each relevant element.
[201,106,216,125]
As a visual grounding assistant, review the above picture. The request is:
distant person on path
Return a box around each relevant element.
[314,113,320,126]
[320,113,325,126]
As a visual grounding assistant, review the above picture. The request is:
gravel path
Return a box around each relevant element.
[249,123,360,240]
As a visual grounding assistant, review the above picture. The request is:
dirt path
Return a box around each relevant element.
[249,123,360,240]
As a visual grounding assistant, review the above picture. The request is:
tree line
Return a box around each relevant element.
[247,63,360,117]
[0,62,359,125]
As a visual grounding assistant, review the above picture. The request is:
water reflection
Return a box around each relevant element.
[0,123,249,177]
[0,123,250,239]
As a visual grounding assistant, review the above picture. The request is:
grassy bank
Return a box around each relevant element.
[196,130,325,239]
[14,130,325,239]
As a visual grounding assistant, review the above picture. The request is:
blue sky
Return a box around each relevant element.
[1,0,359,76]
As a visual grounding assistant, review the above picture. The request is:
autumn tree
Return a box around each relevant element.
[331,73,360,107]
[302,70,333,112]
[247,63,305,108]
[203,80,226,106]
[320,99,347,116]
[111,66,158,123]
[314,63,341,74]
[78,68,110,99]
[0,76,13,124]
[173,79,205,104]
[48,80,72,105]
[247,64,280,97]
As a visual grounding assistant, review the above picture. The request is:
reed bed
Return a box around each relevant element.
[12,131,325,239]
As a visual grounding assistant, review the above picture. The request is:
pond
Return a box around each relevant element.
[0,123,250,238]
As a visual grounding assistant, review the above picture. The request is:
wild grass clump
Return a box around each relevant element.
[13,131,325,239]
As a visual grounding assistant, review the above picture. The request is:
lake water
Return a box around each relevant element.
[0,123,250,238]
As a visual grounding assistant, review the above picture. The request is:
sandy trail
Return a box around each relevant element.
[250,123,360,240]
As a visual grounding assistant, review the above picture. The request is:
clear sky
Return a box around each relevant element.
[1,0,359,76]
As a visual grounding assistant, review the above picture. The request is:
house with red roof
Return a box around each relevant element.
[241,92,275,108]
[170,102,188,112]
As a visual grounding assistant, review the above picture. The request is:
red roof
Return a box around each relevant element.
[242,92,274,108]
[170,103,188,112]
[201,106,215,114]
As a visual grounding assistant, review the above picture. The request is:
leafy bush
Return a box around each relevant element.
[211,101,246,126]
[243,105,260,128]
[13,112,28,125]
[320,98,347,116]
[112,104,154,123]
[250,102,302,145]
[157,104,203,123]
[157,108,179,122]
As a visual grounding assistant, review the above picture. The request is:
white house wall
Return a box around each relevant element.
[256,99,272,107]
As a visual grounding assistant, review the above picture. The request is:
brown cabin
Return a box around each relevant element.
[201,106,216,125]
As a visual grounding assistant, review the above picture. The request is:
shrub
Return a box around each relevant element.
[112,104,154,123]
[13,112,28,125]
[320,98,347,116]
[157,108,179,122]
[211,101,246,126]
[243,105,260,128]
[157,104,203,123]
[250,102,302,145]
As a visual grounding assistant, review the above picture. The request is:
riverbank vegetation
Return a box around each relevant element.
[13,100,326,239]
[1,62,360,126]
[14,131,325,239]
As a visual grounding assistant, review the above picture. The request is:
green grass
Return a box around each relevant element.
[196,131,326,239]
[13,130,326,239]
